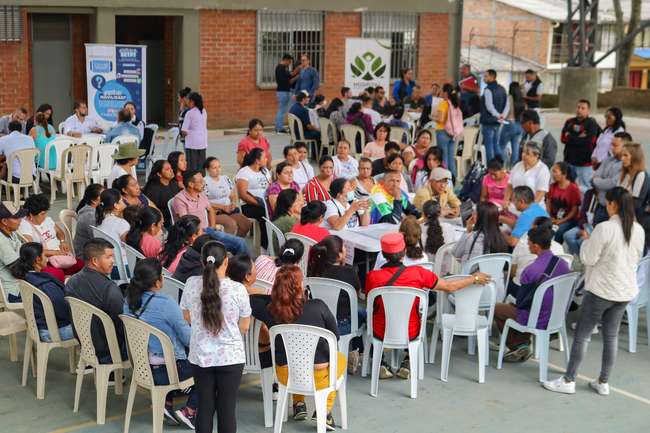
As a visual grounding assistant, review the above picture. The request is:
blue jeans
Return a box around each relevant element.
[39,324,75,342]
[498,121,522,166]
[275,91,292,131]
[152,359,198,409]
[570,165,593,193]
[205,227,250,256]
[481,124,501,162]
[555,220,578,244]
[436,130,457,179]
[563,225,584,255]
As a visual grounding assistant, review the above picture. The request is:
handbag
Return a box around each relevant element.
[515,256,560,311]
[48,253,77,269]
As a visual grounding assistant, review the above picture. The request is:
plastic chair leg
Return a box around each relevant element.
[476,329,487,383]
[627,306,638,353]
[314,390,328,433]
[370,341,382,397]
[467,335,476,355]
[261,368,274,428]
[338,377,348,429]
[273,386,289,433]
[73,360,85,413]
[428,322,440,364]
[12,185,19,207]
[36,345,50,399]
[123,378,137,433]
[407,342,419,398]
[361,333,370,377]
[440,328,453,382]
[22,336,32,386]
[417,341,424,380]
[151,389,166,433]
[49,177,56,204]
[559,326,570,366]
[537,333,550,383]
[96,367,110,424]
[9,333,17,362]
[68,347,76,374]
[645,305,650,346]
[496,324,509,370]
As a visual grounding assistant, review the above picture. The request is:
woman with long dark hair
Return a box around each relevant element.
[592,107,625,165]
[180,241,251,433]
[181,92,208,172]
[236,147,272,248]
[167,151,187,189]
[29,111,57,170]
[125,206,163,257]
[499,82,526,166]
[434,83,462,178]
[74,183,104,258]
[452,201,508,265]
[177,87,192,132]
[304,155,334,202]
[236,118,272,168]
[124,258,197,427]
[544,187,644,396]
[112,174,154,208]
[547,161,581,243]
[266,161,300,215]
[162,215,202,273]
[25,103,54,133]
[254,239,305,285]
[143,159,181,228]
[413,146,444,191]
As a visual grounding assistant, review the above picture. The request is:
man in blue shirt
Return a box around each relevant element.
[506,186,549,247]
[288,92,320,142]
[294,53,320,99]
[0,121,36,181]
[104,108,141,143]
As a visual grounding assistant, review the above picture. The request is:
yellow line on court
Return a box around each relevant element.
[46,380,261,433]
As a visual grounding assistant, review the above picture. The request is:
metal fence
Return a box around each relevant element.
[0,6,21,42]
[362,12,419,80]
[256,10,324,88]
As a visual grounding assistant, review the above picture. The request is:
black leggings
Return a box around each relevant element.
[242,203,268,249]
[191,363,244,433]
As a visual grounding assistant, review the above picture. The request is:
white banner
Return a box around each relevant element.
[344,38,391,96]
[85,43,147,123]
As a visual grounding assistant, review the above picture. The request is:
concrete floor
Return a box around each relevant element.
[7,109,650,433]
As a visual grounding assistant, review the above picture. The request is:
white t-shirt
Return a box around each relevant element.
[62,113,103,135]
[292,161,314,190]
[107,164,137,189]
[19,216,60,250]
[508,160,550,202]
[98,214,130,263]
[180,276,251,367]
[362,107,382,127]
[235,166,271,200]
[332,155,359,180]
[205,175,234,205]
[323,198,360,230]
[512,234,565,284]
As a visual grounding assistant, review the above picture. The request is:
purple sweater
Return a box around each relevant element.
[517,251,570,329]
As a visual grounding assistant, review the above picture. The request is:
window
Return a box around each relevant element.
[599,24,616,52]
[635,26,650,48]
[256,10,324,88]
[0,6,22,42]
[362,12,418,80]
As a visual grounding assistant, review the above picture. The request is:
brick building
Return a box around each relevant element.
[0,1,462,129]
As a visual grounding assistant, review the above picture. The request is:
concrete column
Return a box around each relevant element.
[91,8,115,44]
[180,10,200,91]
[642,69,648,90]
[447,0,463,82]
[558,67,599,113]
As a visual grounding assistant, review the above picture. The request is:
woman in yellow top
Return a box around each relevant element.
[434,84,462,180]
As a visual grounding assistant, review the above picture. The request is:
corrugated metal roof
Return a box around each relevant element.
[496,0,649,23]
[460,46,545,72]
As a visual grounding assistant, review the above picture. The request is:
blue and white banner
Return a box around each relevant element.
[85,43,147,123]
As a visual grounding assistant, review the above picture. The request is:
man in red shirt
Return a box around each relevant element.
[365,232,491,379]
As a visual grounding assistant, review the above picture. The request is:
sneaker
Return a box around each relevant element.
[293,402,307,421]
[589,379,610,396]
[272,383,278,401]
[276,128,289,134]
[379,362,393,379]
[164,402,179,425]
[489,341,501,352]
[347,349,360,375]
[325,412,336,431]
[543,376,576,394]
[503,345,532,363]
[396,359,410,380]
[174,407,196,430]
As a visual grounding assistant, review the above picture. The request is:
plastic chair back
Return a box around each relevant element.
[389,126,409,145]
[165,127,180,153]
[58,122,65,134]
[462,253,512,302]
[61,144,91,182]
[634,256,650,306]
[91,144,118,181]
[252,279,273,294]
[461,126,479,160]
[284,232,316,275]
[0,279,23,310]
[167,197,176,224]
[526,272,579,331]
[557,253,574,268]
[287,113,303,143]
[367,287,427,346]
[123,243,145,276]
[19,280,62,343]
[90,226,129,283]
[450,282,484,331]
[305,277,359,335]
[340,124,365,156]
[110,134,139,147]
[120,314,180,389]
[263,216,285,257]
[66,296,124,366]
[44,138,74,171]
[6,148,39,184]
[243,317,265,373]
[434,242,458,277]
[162,276,184,302]
[269,324,338,394]
[59,209,77,239]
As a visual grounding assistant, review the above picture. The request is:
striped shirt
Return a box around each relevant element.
[254,255,278,288]
[303,176,331,202]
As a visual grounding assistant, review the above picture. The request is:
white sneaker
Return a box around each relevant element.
[589,379,610,396]
[543,376,576,394]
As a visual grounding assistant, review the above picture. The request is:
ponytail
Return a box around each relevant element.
[422,200,445,255]
[307,235,343,277]
[96,188,122,225]
[126,258,162,313]
[126,207,162,253]
[10,242,43,280]
[76,183,104,212]
[200,241,228,335]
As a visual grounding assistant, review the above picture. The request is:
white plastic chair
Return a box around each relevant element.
[287,113,318,158]
[66,297,130,424]
[243,317,274,427]
[557,253,574,269]
[433,241,460,277]
[627,256,650,353]
[120,314,194,433]
[497,272,580,381]
[455,126,479,182]
[90,226,130,285]
[165,127,180,153]
[19,280,78,399]
[49,144,91,209]
[318,117,337,158]
[110,134,139,147]
[39,136,73,184]
[123,243,145,278]
[304,277,365,360]
[269,324,348,433]
[263,216,286,257]
[167,197,176,225]
[284,232,316,276]
[363,287,427,398]
[388,126,409,145]
[89,144,118,186]
[252,279,273,293]
[59,209,77,241]
[340,124,365,157]
[144,124,163,179]
[0,280,26,362]
[439,276,489,383]
[58,121,66,134]
[0,148,40,205]
[162,276,184,303]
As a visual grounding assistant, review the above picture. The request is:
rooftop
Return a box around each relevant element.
[496,0,650,23]
[461,46,545,73]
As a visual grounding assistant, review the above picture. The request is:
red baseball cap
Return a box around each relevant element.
[380,232,405,254]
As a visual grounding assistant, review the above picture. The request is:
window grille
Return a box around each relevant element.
[256,10,324,87]
[0,6,22,42]
[362,12,419,80]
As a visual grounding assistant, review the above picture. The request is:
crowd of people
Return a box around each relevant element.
[0,56,647,433]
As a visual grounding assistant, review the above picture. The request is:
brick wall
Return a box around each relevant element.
[417,13,450,87]
[321,12,361,98]
[164,16,176,125]
[463,0,551,66]
[71,14,90,103]
[0,8,31,114]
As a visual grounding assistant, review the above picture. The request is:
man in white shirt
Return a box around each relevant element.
[63,101,104,138]
[0,107,27,135]
[0,121,36,181]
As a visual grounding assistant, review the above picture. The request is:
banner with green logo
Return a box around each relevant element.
[345,38,391,96]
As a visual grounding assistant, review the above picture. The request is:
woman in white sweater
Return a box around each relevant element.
[544,187,644,396]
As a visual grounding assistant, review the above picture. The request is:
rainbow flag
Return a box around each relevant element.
[370,183,410,224]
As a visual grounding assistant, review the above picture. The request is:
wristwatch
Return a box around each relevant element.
[474,275,479,284]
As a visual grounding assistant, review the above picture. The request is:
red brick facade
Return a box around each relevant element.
[0,9,31,114]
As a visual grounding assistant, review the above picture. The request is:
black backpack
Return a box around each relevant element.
[458,161,485,203]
